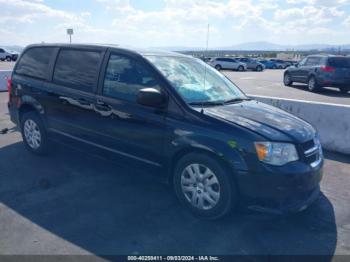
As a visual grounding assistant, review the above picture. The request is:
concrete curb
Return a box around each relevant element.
[251,95,350,155]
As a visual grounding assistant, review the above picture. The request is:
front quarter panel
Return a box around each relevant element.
[164,112,263,175]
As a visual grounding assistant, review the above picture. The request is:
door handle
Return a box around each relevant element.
[95,101,112,112]
[77,98,90,106]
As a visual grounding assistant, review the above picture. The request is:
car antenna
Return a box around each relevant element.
[201,23,210,114]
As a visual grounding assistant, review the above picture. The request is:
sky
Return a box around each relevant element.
[0,0,350,48]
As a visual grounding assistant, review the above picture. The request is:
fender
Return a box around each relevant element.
[16,95,47,126]
[166,134,249,178]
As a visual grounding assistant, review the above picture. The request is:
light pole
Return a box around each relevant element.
[67,29,74,44]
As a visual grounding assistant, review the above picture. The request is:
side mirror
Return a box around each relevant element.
[137,88,166,108]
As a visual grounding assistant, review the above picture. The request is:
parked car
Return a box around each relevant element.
[284,55,350,94]
[258,60,278,69]
[209,57,247,71]
[0,48,13,61]
[199,57,212,63]
[0,48,18,61]
[9,51,19,61]
[270,59,291,69]
[8,44,324,219]
[236,57,265,71]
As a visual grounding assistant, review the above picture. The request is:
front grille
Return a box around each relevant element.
[301,138,322,167]
[301,140,315,152]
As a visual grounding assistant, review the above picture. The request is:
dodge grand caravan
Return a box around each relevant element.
[8,44,324,219]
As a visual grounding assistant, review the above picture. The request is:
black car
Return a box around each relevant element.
[8,44,323,219]
[284,55,350,93]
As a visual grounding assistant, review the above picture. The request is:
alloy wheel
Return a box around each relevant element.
[24,119,41,149]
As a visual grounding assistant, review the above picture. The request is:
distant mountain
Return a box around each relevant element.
[215,42,350,51]
[155,42,350,52]
[152,46,206,52]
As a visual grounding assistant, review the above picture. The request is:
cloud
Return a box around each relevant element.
[0,0,349,46]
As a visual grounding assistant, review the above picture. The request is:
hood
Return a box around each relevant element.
[202,100,315,143]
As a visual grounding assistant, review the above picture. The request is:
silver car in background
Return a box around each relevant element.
[209,58,247,71]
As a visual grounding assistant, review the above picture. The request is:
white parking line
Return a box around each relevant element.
[239,77,255,80]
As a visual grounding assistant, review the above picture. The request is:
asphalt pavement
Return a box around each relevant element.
[0,92,350,257]
[223,70,350,105]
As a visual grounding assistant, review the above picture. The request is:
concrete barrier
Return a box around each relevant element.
[251,95,350,155]
[0,70,12,91]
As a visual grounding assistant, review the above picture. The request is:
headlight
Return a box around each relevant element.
[255,142,299,166]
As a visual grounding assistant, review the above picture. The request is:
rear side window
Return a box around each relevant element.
[53,49,102,92]
[103,54,160,102]
[305,57,322,66]
[328,57,350,68]
[15,47,56,80]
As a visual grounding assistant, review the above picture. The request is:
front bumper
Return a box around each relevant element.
[236,160,323,215]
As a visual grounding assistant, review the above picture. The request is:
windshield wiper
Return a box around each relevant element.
[189,101,224,106]
[223,97,251,104]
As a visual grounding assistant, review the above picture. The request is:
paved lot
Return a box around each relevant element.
[0,61,15,71]
[223,70,350,105]
[0,93,350,257]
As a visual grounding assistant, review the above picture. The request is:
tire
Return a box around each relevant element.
[278,65,283,69]
[20,111,48,155]
[256,65,263,72]
[308,76,319,92]
[6,56,11,62]
[215,64,222,71]
[238,65,244,72]
[173,153,238,219]
[283,73,293,86]
[339,88,349,94]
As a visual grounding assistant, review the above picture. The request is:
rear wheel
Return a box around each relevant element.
[20,111,48,155]
[6,56,11,62]
[173,153,238,219]
[339,88,349,94]
[283,73,293,86]
[215,64,222,71]
[256,65,263,72]
[308,76,319,92]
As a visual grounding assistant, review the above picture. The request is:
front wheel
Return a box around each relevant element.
[215,64,222,71]
[6,56,11,62]
[173,153,238,219]
[20,112,48,155]
[283,73,293,86]
[237,65,244,72]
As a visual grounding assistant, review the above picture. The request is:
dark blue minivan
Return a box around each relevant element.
[8,44,324,219]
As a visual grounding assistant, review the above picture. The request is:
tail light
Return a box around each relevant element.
[320,66,335,72]
[7,77,12,102]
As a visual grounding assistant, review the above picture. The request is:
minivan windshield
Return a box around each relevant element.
[145,56,248,105]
